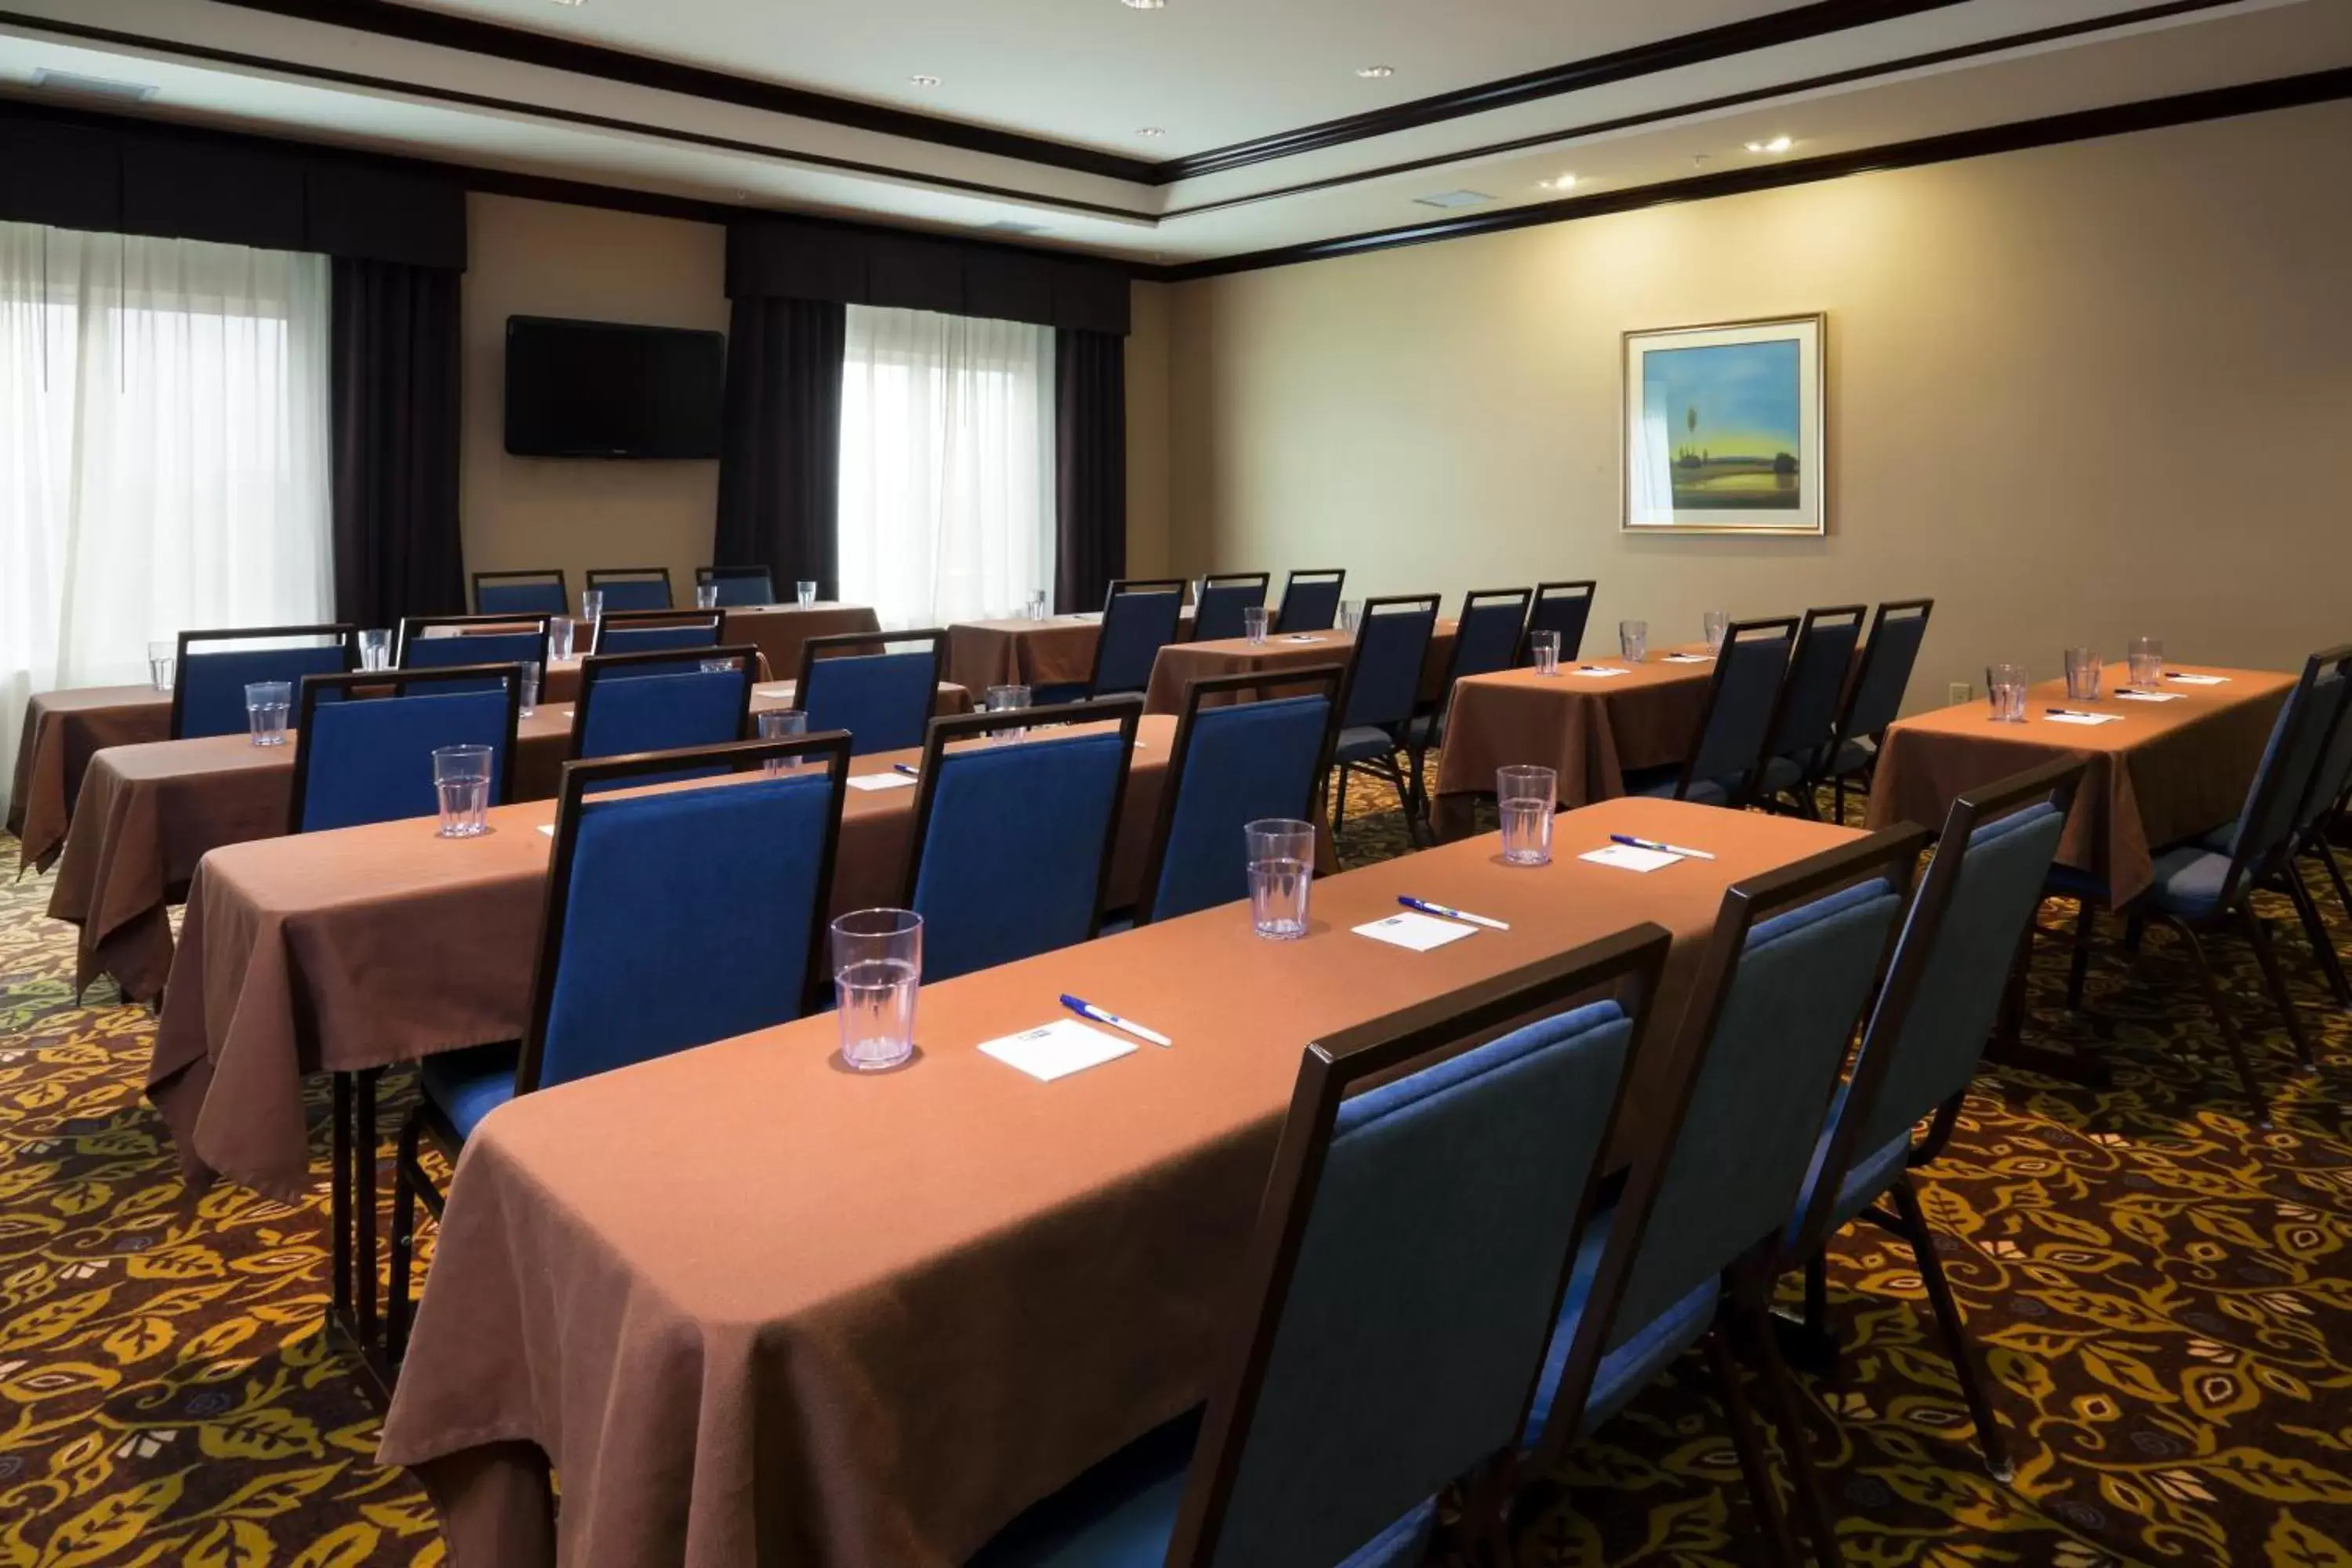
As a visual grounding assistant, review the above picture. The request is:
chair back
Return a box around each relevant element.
[571,647,756,783]
[288,666,523,833]
[590,611,724,661]
[795,630,947,757]
[1275,569,1346,634]
[1163,929,1673,1568]
[1138,667,1344,924]
[2213,646,2352,901]
[586,567,673,612]
[2293,677,2352,842]
[171,625,356,739]
[1443,588,1534,699]
[697,565,775,607]
[1766,604,1866,764]
[397,615,550,693]
[1674,616,1798,799]
[1832,599,1933,750]
[473,570,569,617]
[1089,579,1186,696]
[1340,595,1440,732]
[1523,581,1596,664]
[517,731,852,1094]
[903,699,1140,982]
[1192,573,1270,642]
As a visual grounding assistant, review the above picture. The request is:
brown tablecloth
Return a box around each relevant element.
[542,648,782,706]
[9,685,173,874]
[722,604,884,686]
[1141,622,1457,716]
[1867,665,2293,905]
[376,797,1859,1568]
[946,618,1105,694]
[147,714,1178,1201]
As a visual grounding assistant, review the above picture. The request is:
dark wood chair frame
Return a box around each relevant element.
[285,664,526,834]
[1752,603,1869,820]
[1189,572,1272,641]
[791,628,951,713]
[1822,597,1935,823]
[393,612,551,666]
[565,644,761,762]
[470,568,570,615]
[1651,615,1801,807]
[583,565,677,608]
[1329,594,1442,852]
[169,623,356,740]
[1519,579,1597,664]
[1407,586,1534,828]
[586,609,724,655]
[1087,579,1190,698]
[1272,568,1348,635]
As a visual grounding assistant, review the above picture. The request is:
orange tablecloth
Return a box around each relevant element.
[9,684,172,873]
[945,616,1106,694]
[1141,622,1457,716]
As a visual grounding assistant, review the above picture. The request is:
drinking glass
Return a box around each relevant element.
[757,707,808,774]
[700,658,737,674]
[245,681,291,747]
[1986,663,2028,723]
[358,629,394,673]
[432,744,493,837]
[580,590,605,626]
[1338,600,1363,636]
[833,909,922,1070]
[1529,629,1562,676]
[517,661,540,717]
[2063,648,2103,702]
[1026,590,1051,622]
[2128,637,2164,688]
[1497,764,1557,866]
[147,641,176,692]
[797,581,819,609]
[986,684,1033,741]
[1702,611,1730,653]
[695,583,720,610]
[1619,619,1649,663]
[1242,606,1270,645]
[1245,818,1316,939]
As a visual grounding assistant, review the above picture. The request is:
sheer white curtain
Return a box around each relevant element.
[836,305,1055,629]
[0,222,332,808]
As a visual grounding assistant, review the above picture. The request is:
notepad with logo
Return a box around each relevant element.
[978,1018,1136,1082]
[1352,912,1478,952]
[754,684,796,699]
[1580,843,1679,873]
[1664,653,1714,664]
[2165,673,2229,686]
[2113,690,2184,703]
[1571,666,1632,679]
[2045,712,2122,727]
[845,773,917,792]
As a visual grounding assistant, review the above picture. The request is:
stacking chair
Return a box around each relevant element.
[1515,828,1926,1568]
[1752,604,1868,817]
[169,624,357,739]
[697,565,775,607]
[2049,645,2352,1127]
[1329,595,1441,849]
[1521,580,1596,664]
[395,615,551,694]
[287,666,524,834]
[1191,572,1270,642]
[795,629,948,757]
[1778,758,2085,1497]
[569,646,757,782]
[1405,587,1532,823]
[385,728,854,1361]
[2245,690,2352,1009]
[1132,666,1345,925]
[471,569,569,617]
[1820,599,1933,822]
[586,566,674,612]
[1620,615,1798,805]
[1274,568,1347,635]
[1076,579,1186,701]
[975,927,1675,1568]
[902,699,1141,982]
[589,610,724,659]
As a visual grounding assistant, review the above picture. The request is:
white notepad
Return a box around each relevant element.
[1352,912,1479,952]
[1664,653,1714,664]
[753,684,797,699]
[846,772,917,792]
[1571,666,1632,679]
[1580,843,1680,873]
[2165,673,2229,686]
[2044,711,2123,727]
[2112,690,2185,703]
[535,824,554,837]
[1281,633,1327,644]
[978,1018,1136,1082]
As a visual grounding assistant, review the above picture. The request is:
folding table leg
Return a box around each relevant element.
[354,1068,383,1359]
[330,1074,352,1319]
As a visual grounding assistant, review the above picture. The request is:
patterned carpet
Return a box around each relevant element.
[2,782,2350,1567]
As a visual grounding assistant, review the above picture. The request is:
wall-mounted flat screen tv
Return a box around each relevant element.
[503,315,726,459]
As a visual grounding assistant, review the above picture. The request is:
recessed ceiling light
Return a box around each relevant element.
[1744,135,1794,154]
[1414,189,1494,210]
[1538,173,1577,192]
[1136,126,1166,138]
[1120,0,1165,8]
[909,73,941,87]
[1356,65,1395,78]
[546,0,584,6]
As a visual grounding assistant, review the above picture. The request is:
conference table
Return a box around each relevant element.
[376,796,1862,1568]
[539,602,882,702]
[9,684,172,873]
[1140,622,1458,716]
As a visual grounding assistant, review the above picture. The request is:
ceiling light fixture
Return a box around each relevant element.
[909,73,942,87]
[1538,173,1577,192]
[546,0,584,6]
[1414,189,1494,211]
[1744,135,1794,154]
[1136,126,1166,138]
[1356,65,1395,78]
[1120,0,1166,8]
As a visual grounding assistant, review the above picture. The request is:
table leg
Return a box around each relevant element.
[330,1074,351,1319]
[355,1068,382,1357]
[1984,916,2112,1089]
[1431,793,1479,844]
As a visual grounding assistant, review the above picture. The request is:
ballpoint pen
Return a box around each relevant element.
[1396,895,1509,931]
[1608,833,1716,862]
[1059,994,1171,1047]
[892,763,920,776]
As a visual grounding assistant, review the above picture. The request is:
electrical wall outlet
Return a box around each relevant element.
[1948,681,1973,704]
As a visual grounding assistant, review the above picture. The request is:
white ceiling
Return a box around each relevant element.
[0,0,2347,268]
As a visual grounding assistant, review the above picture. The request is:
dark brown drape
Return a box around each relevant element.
[1054,328,1126,614]
[714,296,848,597]
[330,258,465,624]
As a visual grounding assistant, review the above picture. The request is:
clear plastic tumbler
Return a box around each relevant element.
[1245,818,1316,939]
[833,909,922,1070]
[245,681,291,747]
[1619,620,1649,663]
[433,744,493,837]
[1497,764,1557,866]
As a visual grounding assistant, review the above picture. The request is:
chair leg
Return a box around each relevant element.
[2279,872,2351,1014]
[2318,838,2352,924]
[2239,906,2318,1072]
[1703,1323,1806,1568]
[1383,755,1423,849]
[1733,1294,1846,1568]
[2167,917,2271,1129]
[1332,764,1350,835]
[2065,898,2097,1012]
[1889,1177,2013,1483]
[386,1111,423,1365]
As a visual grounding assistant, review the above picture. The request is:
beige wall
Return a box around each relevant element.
[1160,101,2352,708]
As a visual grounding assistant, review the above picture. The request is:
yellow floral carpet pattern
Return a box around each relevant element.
[2,786,2350,1566]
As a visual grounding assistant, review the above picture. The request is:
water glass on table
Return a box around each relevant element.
[1986,663,2028,723]
[1702,611,1729,653]
[2128,637,2164,688]
[245,681,291,747]
[1338,600,1363,636]
[517,662,540,717]
[2063,648,2103,702]
[546,616,575,663]
[147,641,176,693]
[757,708,808,774]
[1242,606,1269,646]
[986,684,1033,741]
[358,629,394,673]
[695,583,720,610]
[1619,619,1649,663]
[432,745,493,837]
[1528,629,1562,676]
[580,590,605,627]
[833,909,922,1071]
[1244,818,1316,939]
[1026,590,1051,622]
[1497,764,1557,866]
[798,580,819,609]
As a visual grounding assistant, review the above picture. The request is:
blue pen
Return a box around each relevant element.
[1060,994,1171,1047]
[1396,895,1509,931]
[1610,833,1715,862]
[892,763,920,777]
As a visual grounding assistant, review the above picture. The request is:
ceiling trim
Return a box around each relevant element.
[1146,66,2352,281]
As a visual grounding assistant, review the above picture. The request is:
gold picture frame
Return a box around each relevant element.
[1621,313,1827,537]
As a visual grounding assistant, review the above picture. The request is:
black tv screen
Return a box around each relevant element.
[503,316,725,459]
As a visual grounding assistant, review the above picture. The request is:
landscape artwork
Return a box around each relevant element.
[1624,314,1826,535]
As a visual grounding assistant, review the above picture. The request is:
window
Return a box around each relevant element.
[837,306,1054,629]
[1,222,332,793]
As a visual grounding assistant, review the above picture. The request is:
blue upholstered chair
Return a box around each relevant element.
[386,729,855,1361]
[1621,616,1797,806]
[588,611,724,662]
[586,566,673,612]
[973,927,1676,1568]
[396,615,551,694]
[902,699,1140,982]
[1404,587,1531,824]
[287,666,524,833]
[1521,579,1596,665]
[1191,572,1269,643]
[169,624,356,739]
[1134,666,1343,925]
[1779,759,2084,1488]
[1752,604,1867,817]
[1274,568,1347,635]
[472,569,568,617]
[2285,696,2352,983]
[697,565,775,607]
[2048,645,2352,1127]
[1517,827,1926,1568]
[796,629,948,757]
[569,646,756,785]
[1820,599,1933,822]
[1078,579,1185,701]
[1330,595,1440,851]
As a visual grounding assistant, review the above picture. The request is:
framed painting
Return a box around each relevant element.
[1622,314,1826,536]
